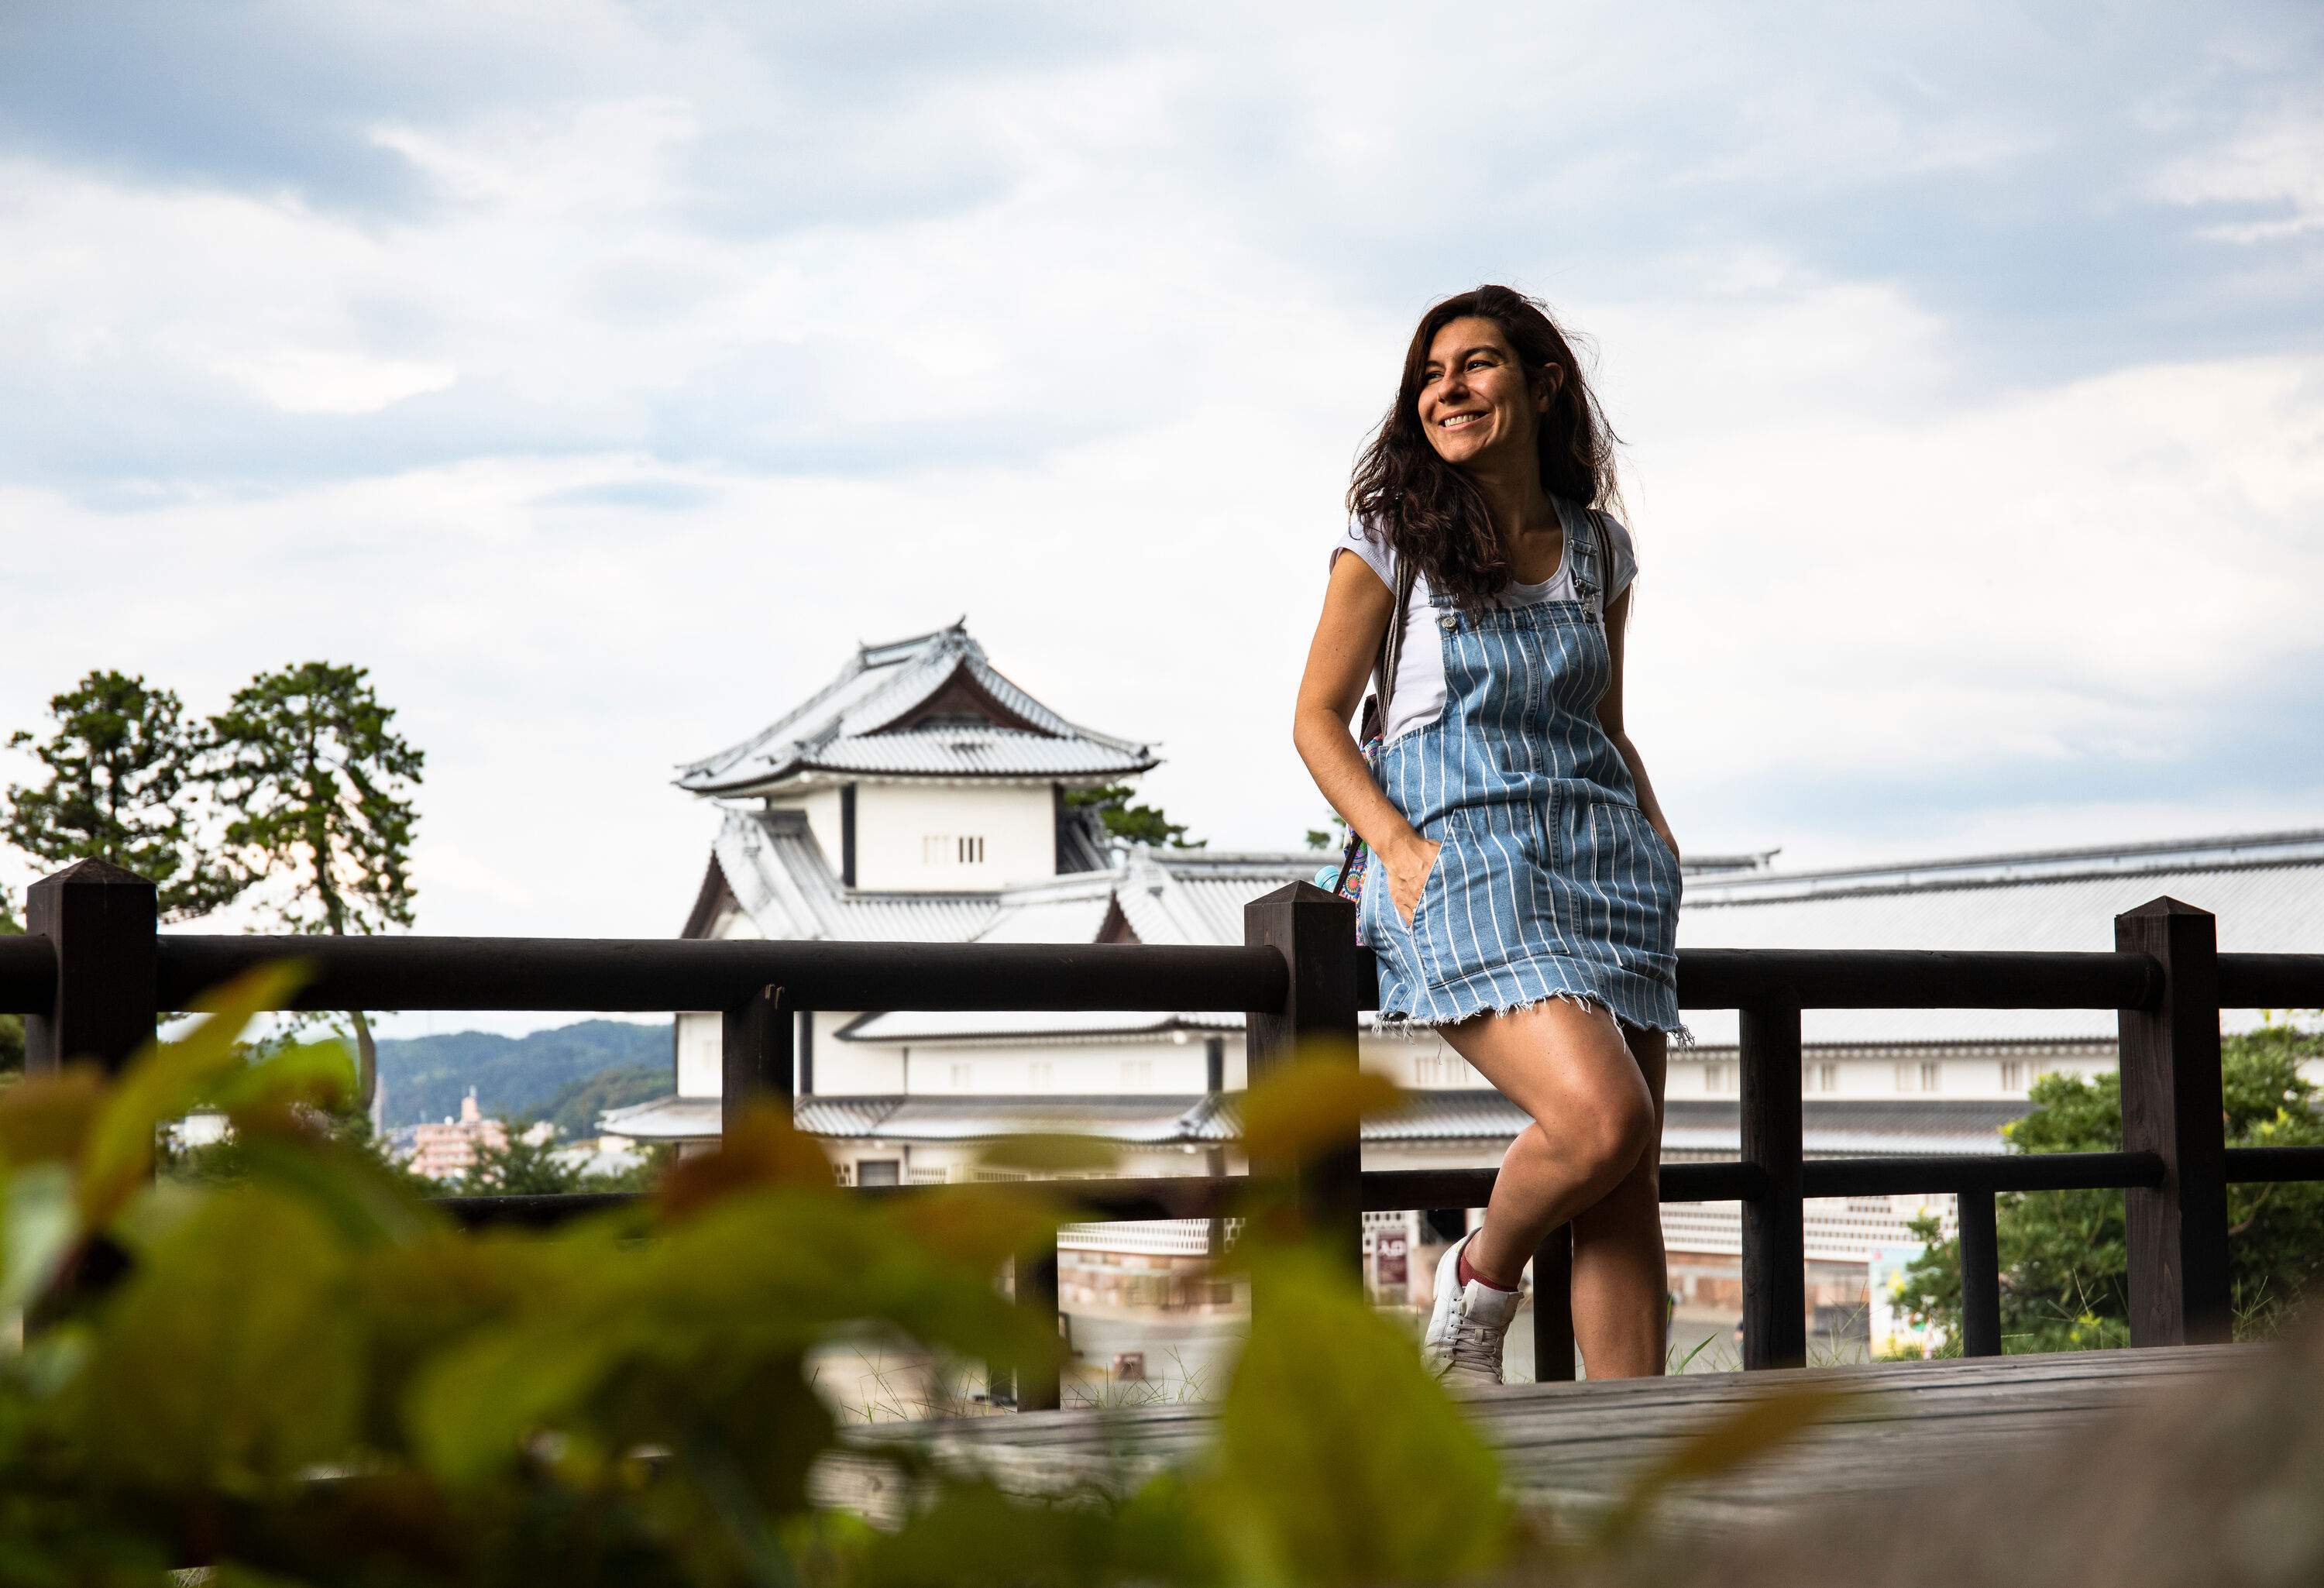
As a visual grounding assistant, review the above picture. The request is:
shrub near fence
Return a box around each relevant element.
[8,858,2324,1404]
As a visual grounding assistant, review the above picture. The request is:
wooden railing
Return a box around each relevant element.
[7,858,2324,1409]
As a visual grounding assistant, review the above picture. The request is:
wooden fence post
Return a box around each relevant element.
[1244,883,1363,1284]
[1010,1244,1063,1413]
[1955,1188,2003,1357]
[720,984,792,1134]
[1740,1001,1806,1369]
[1532,1223,1576,1381]
[25,859,156,1074]
[2115,898,2231,1346]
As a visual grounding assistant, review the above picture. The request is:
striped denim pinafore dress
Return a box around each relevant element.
[1360,497,1686,1037]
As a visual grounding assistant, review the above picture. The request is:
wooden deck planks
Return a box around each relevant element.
[820,1346,2255,1532]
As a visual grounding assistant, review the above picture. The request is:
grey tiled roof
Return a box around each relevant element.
[713,808,1002,943]
[860,1095,1223,1145]
[1679,829,2324,1047]
[676,622,1157,794]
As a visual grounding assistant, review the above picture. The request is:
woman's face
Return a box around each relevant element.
[1415,315,1545,472]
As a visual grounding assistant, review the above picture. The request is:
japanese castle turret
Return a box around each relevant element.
[675,619,1157,895]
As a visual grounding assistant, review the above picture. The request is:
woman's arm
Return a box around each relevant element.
[1292,551,1442,926]
[1595,587,1680,863]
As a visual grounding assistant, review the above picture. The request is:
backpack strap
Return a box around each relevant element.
[1336,549,1417,898]
[1374,550,1418,724]
[1582,505,1612,621]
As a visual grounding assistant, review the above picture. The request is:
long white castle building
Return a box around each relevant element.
[606,620,2324,1332]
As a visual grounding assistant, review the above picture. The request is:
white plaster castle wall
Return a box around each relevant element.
[768,786,845,875]
[676,1009,720,1098]
[852,782,1056,892]
[681,1008,901,1098]
[1672,1046,2116,1101]
[885,1036,1211,1094]
[811,1014,904,1094]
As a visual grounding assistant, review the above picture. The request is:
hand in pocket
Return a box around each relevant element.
[1391,837,1442,930]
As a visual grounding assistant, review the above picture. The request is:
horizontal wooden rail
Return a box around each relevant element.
[0,936,53,1015]
[1674,948,2159,1012]
[2224,1145,2324,1184]
[153,934,1290,1016]
[27,939,2241,1020]
[1802,1150,2166,1198]
[1362,1160,1768,1210]
[5,933,2304,1026]
[2216,953,2324,1009]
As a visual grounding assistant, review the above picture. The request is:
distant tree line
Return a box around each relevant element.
[2,663,421,1114]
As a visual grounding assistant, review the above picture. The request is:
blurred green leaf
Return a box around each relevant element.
[0,1064,107,1170]
[656,1101,837,1222]
[851,1476,1219,1588]
[0,1162,79,1320]
[81,961,308,1226]
[975,1134,1122,1174]
[1239,1051,1403,1170]
[208,1036,357,1122]
[892,1182,1066,1278]
[405,1311,632,1486]
[1196,1246,1513,1585]
[78,1184,363,1495]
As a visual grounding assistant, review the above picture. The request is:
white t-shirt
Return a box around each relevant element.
[1329,506,1639,744]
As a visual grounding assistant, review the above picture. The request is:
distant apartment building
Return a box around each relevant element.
[607,620,2324,1352]
[410,1087,508,1182]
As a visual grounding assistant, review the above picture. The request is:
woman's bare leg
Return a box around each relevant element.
[1433,999,1655,1294]
[1568,1023,1668,1377]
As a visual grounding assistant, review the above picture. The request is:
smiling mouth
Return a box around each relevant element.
[1439,411,1486,430]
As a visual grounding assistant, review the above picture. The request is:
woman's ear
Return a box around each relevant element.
[1534,364,1561,414]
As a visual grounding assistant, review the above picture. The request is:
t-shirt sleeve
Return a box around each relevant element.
[1600,511,1639,603]
[1329,518,1395,591]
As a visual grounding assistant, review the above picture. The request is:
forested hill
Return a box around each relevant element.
[377,1019,672,1130]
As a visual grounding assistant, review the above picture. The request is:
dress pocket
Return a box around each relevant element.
[1585,799,1683,930]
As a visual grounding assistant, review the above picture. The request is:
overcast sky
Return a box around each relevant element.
[4,2,2321,1033]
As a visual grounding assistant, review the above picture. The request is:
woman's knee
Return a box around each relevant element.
[1549,1083,1655,1187]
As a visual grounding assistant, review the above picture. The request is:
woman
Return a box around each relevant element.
[1293,285,1685,1387]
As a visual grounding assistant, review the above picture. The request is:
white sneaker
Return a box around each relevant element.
[1421,1232,1523,1390]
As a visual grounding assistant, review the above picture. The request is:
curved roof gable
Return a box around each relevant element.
[676,620,1157,795]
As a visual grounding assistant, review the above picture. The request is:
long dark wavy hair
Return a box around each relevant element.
[1347,284,1628,612]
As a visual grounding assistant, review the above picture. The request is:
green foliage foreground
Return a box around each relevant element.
[0,975,1462,1585]
[1894,1025,2324,1353]
[0,975,1834,1586]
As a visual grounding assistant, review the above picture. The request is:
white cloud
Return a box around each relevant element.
[2154,107,2324,243]
[215,349,459,414]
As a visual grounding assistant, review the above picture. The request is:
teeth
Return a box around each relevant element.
[1441,413,1483,428]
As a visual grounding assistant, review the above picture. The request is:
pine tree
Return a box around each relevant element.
[208,662,424,1119]
[3,670,239,920]
[1066,782,1204,848]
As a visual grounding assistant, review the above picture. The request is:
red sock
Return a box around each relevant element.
[1457,1243,1517,1294]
